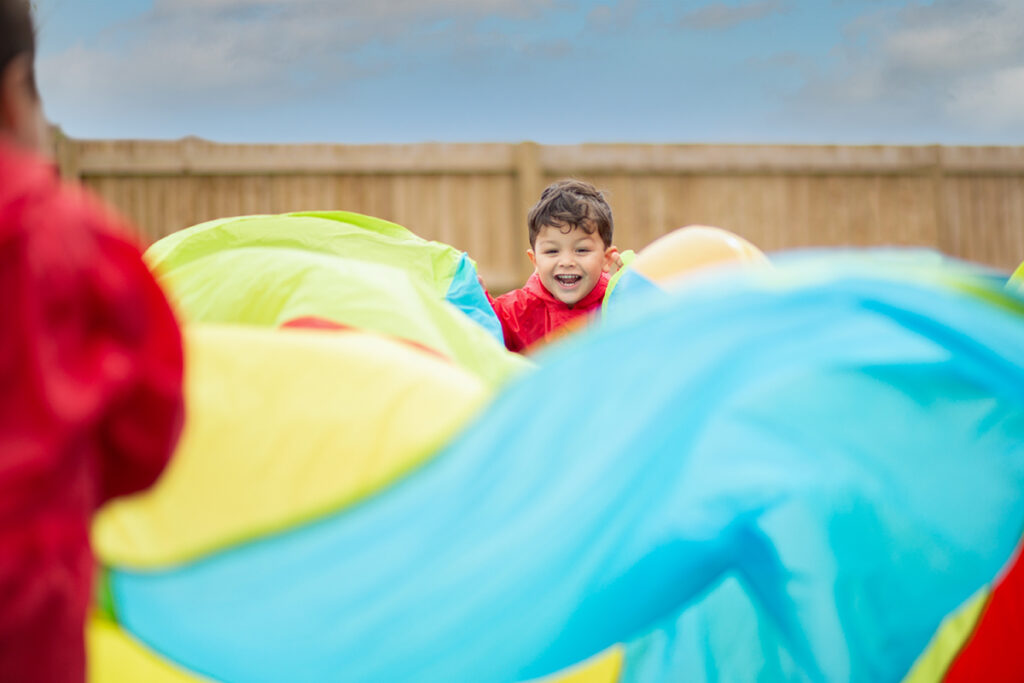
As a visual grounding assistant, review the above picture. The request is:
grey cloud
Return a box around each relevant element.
[679,0,791,31]
[788,0,1024,134]
[586,0,644,31]
[948,65,1024,128]
[151,0,563,24]
[38,0,571,112]
[879,1,1022,72]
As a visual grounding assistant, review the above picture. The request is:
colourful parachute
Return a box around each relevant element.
[90,214,1024,682]
[1010,260,1024,295]
[604,225,771,315]
[144,210,526,386]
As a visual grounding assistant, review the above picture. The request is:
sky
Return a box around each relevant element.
[30,0,1024,144]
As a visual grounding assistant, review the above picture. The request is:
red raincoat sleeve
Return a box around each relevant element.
[0,170,184,509]
[0,145,184,682]
[488,287,535,353]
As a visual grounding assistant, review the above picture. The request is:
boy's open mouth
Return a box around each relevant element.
[554,274,583,287]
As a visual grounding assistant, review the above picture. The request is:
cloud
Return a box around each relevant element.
[948,65,1024,129]
[586,0,644,30]
[151,0,558,21]
[880,1,1022,72]
[792,0,1024,133]
[37,0,570,112]
[679,1,791,31]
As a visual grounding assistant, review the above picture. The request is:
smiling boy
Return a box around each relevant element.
[491,179,619,352]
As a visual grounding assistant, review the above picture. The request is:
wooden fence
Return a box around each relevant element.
[54,133,1024,292]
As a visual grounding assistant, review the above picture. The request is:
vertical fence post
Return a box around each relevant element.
[930,145,952,257]
[515,141,542,234]
[512,141,543,282]
[51,125,80,182]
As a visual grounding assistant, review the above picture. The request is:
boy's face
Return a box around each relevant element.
[528,223,616,306]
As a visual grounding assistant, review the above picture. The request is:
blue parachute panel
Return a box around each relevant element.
[603,267,665,319]
[110,262,1024,683]
[621,576,804,682]
[446,252,503,343]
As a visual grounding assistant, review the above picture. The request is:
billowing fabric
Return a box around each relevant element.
[602,226,770,319]
[0,141,183,682]
[145,211,521,386]
[600,249,635,308]
[492,271,609,352]
[625,225,768,283]
[943,546,1024,681]
[88,615,201,683]
[93,325,488,569]
[1010,261,1024,295]
[449,252,504,340]
[602,267,663,316]
[91,253,1024,682]
[901,590,987,683]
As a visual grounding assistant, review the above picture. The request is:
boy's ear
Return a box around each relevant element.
[602,245,620,273]
[526,248,537,270]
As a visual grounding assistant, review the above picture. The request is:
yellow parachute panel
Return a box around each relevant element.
[93,324,489,570]
[88,615,206,683]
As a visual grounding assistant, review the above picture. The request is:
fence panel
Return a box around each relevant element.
[54,135,1024,292]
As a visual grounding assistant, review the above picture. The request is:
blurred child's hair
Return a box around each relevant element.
[527,179,614,248]
[0,0,36,94]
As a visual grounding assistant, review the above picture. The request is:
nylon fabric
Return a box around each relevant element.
[93,324,488,569]
[601,267,663,318]
[447,253,504,343]
[619,576,804,682]
[146,211,457,297]
[88,615,205,683]
[533,647,623,683]
[144,211,523,387]
[1010,261,1024,295]
[943,541,1024,680]
[901,589,988,683]
[103,257,1024,682]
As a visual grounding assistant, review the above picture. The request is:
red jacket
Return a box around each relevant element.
[491,272,608,353]
[0,142,184,682]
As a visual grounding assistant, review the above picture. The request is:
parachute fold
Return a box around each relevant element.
[91,246,1024,682]
[144,210,526,386]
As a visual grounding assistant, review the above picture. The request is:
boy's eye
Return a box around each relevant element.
[544,250,558,255]
[576,248,591,254]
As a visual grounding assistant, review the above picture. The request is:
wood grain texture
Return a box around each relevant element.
[66,136,1024,292]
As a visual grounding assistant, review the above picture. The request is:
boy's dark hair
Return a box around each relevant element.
[0,0,36,94]
[528,179,613,248]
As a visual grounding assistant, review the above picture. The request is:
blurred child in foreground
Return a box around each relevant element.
[0,1,184,679]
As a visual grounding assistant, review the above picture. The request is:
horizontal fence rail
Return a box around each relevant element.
[53,133,1024,292]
